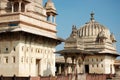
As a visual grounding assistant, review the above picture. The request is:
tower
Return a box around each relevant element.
[0,0,62,77]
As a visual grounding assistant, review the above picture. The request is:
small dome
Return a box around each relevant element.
[45,0,56,10]
[78,13,111,40]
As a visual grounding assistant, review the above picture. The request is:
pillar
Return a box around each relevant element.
[71,57,76,80]
[58,64,62,74]
[64,56,68,76]
[53,16,56,24]
[71,57,75,74]
[68,65,72,74]
[50,14,52,23]
[75,57,79,80]
[19,1,22,12]
[81,55,85,74]
[11,2,14,13]
[75,57,79,74]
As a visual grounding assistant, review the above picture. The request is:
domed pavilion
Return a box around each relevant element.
[56,12,120,76]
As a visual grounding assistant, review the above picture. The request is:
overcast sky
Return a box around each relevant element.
[44,0,120,54]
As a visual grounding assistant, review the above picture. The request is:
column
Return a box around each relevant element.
[69,65,72,74]
[71,57,75,74]
[75,58,79,74]
[53,16,56,24]
[75,57,79,80]
[64,56,68,76]
[58,64,62,74]
[11,2,14,13]
[71,57,76,80]
[19,1,22,12]
[50,14,52,23]
[81,55,85,74]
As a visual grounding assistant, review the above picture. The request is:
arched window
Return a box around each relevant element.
[14,2,19,12]
[21,3,25,12]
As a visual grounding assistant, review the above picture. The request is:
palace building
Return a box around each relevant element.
[56,12,120,75]
[0,0,62,77]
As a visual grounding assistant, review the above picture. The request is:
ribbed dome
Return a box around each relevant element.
[64,12,117,55]
[78,13,111,40]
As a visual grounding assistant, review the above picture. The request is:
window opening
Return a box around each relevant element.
[6,48,8,51]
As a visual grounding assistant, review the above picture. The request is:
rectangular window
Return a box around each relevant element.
[22,46,24,51]
[31,57,33,63]
[88,59,89,61]
[97,64,99,67]
[6,57,8,63]
[26,57,28,63]
[4,57,8,63]
[21,57,24,63]
[13,47,16,51]
[92,58,94,62]
[6,48,8,51]
[4,47,9,53]
[12,56,15,63]
[101,64,103,67]
[96,58,98,62]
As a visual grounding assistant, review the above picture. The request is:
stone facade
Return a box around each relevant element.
[0,0,62,77]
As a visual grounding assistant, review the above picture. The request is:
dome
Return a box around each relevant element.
[45,0,56,11]
[44,0,57,16]
[78,13,111,40]
[64,12,117,54]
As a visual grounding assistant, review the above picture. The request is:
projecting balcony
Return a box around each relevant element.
[0,12,57,33]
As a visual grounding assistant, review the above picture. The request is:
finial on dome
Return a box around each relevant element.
[110,33,117,43]
[72,25,76,29]
[48,0,52,2]
[90,11,95,21]
[70,25,77,38]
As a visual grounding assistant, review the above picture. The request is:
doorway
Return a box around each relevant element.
[85,65,89,73]
[36,59,40,76]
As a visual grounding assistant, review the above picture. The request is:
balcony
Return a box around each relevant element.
[0,12,57,33]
